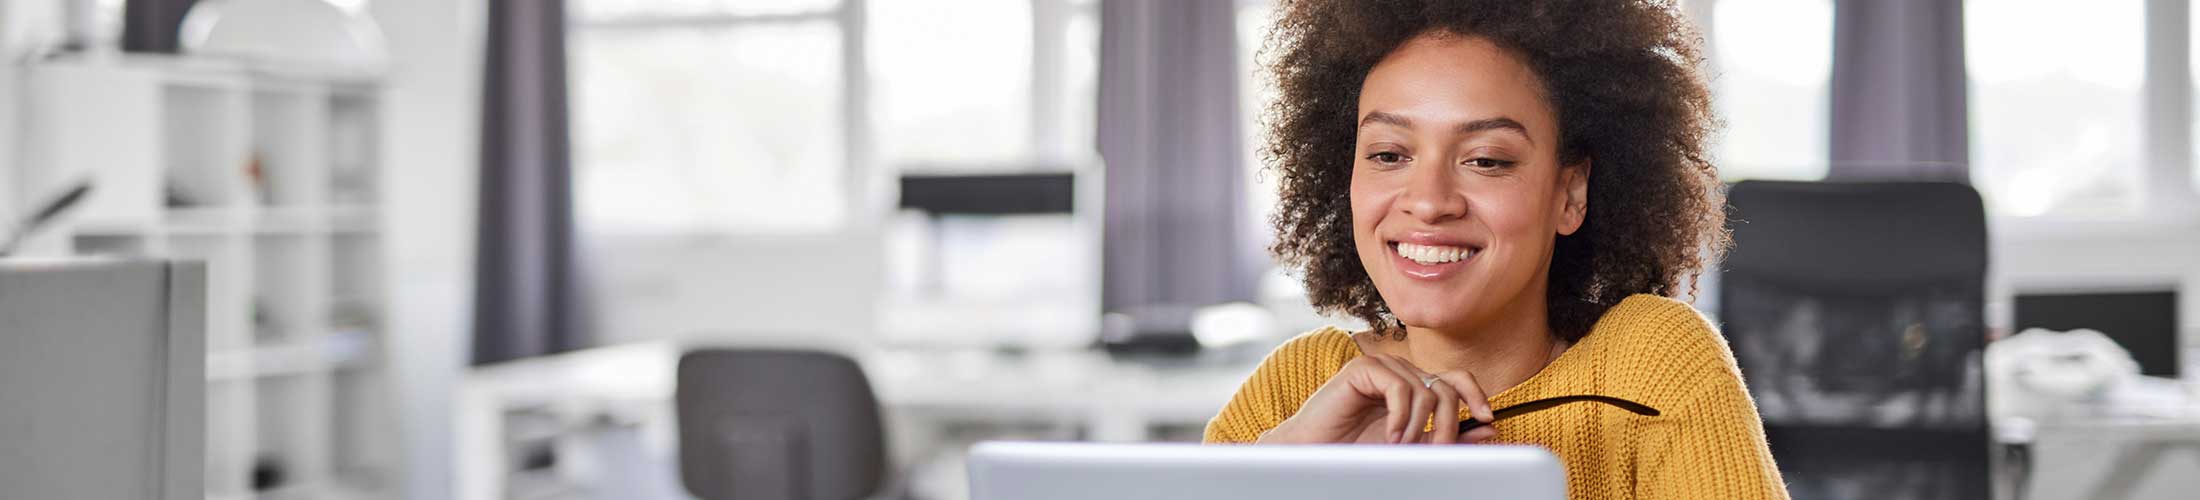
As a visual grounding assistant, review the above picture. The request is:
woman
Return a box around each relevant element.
[1205,0,1788,498]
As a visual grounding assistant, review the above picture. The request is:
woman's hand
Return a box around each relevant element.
[1257,353,1499,444]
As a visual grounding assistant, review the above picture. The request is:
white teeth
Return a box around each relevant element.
[1397,242,1476,265]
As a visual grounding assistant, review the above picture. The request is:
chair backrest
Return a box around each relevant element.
[676,349,885,500]
[1720,180,1990,500]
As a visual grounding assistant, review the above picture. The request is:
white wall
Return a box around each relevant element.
[1,14,16,227]
[0,0,60,46]
[588,233,883,347]
[0,0,63,224]
[365,1,481,499]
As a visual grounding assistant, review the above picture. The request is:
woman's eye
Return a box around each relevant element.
[1463,158,1516,169]
[1366,152,1407,164]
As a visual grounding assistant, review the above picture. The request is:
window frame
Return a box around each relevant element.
[1987,0,2200,237]
[568,0,1098,235]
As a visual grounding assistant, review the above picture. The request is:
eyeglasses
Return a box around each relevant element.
[1457,395,1661,433]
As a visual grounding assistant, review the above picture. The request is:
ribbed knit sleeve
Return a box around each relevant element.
[1636,368,1787,499]
[1203,328,1356,443]
[1633,313,1790,500]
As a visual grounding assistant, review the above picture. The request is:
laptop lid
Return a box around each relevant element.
[967,442,1565,500]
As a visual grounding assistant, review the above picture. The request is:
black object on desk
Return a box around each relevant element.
[1098,305,1205,358]
[2016,290,2181,377]
[898,172,1075,215]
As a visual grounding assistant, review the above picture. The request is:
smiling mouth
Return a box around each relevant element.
[1392,241,1479,266]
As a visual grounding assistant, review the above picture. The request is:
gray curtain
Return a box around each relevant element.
[473,0,590,365]
[1827,0,1969,180]
[120,0,197,53]
[1096,0,1255,313]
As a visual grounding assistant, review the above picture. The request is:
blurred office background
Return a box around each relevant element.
[2,0,2199,499]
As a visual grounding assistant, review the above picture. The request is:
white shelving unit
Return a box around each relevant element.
[12,53,396,500]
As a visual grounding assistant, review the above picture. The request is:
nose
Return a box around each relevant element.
[1397,162,1467,224]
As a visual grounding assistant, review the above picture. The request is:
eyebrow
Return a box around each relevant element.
[1358,111,1535,146]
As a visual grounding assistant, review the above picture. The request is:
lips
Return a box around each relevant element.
[1395,241,1476,265]
[1385,237,1482,280]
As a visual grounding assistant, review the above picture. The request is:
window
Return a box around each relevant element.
[1968,0,2146,217]
[570,0,1098,234]
[1706,0,1834,181]
[1057,4,1103,163]
[570,1,850,233]
[2189,2,2200,197]
[576,0,839,18]
[868,0,1034,169]
[1239,0,1278,247]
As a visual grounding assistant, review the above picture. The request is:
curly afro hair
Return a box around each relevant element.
[1259,0,1730,342]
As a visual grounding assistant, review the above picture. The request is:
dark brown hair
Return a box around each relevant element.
[1260,0,1730,342]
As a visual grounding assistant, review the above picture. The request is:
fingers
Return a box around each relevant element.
[1346,354,1500,446]
[1433,370,1495,424]
[1365,355,1422,443]
[1368,354,1438,444]
[1342,356,1415,445]
[1428,378,1460,444]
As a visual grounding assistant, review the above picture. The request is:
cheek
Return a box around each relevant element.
[1347,172,1386,236]
[1478,189,1563,252]
[1480,196,1540,234]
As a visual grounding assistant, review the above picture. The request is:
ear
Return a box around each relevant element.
[1556,159,1591,236]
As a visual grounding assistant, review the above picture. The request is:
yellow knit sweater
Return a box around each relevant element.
[1204,294,1789,499]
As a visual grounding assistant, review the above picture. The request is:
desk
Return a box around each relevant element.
[2002,382,2200,500]
[455,341,1265,500]
[2032,417,2200,500]
[864,349,1254,442]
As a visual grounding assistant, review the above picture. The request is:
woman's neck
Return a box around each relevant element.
[1384,293,1568,397]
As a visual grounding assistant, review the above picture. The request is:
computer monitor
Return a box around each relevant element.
[2015,290,2181,377]
[0,258,204,499]
[967,441,1565,500]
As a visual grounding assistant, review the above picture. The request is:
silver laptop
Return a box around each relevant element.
[967,442,1565,500]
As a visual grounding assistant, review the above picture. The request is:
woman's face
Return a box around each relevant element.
[1350,33,1589,333]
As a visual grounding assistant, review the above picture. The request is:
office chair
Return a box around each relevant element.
[677,349,890,500]
[1719,180,1991,500]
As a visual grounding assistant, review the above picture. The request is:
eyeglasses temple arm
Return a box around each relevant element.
[1457,395,1661,433]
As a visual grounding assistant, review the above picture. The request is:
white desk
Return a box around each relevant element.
[863,348,1254,442]
[454,340,1266,500]
[2032,417,2200,500]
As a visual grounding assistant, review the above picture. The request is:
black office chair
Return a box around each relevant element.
[676,349,889,500]
[1720,181,1991,500]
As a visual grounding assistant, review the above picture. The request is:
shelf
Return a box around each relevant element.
[162,71,253,92]
[207,334,375,381]
[83,205,383,235]
[23,55,392,500]
[164,207,255,234]
[69,207,332,236]
[208,343,322,381]
[329,205,379,233]
[71,217,161,237]
[206,480,375,500]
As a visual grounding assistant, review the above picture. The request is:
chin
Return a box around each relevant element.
[1382,291,1483,331]
[1398,313,1477,332]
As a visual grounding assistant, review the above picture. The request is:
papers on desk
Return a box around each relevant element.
[1988,328,2200,422]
